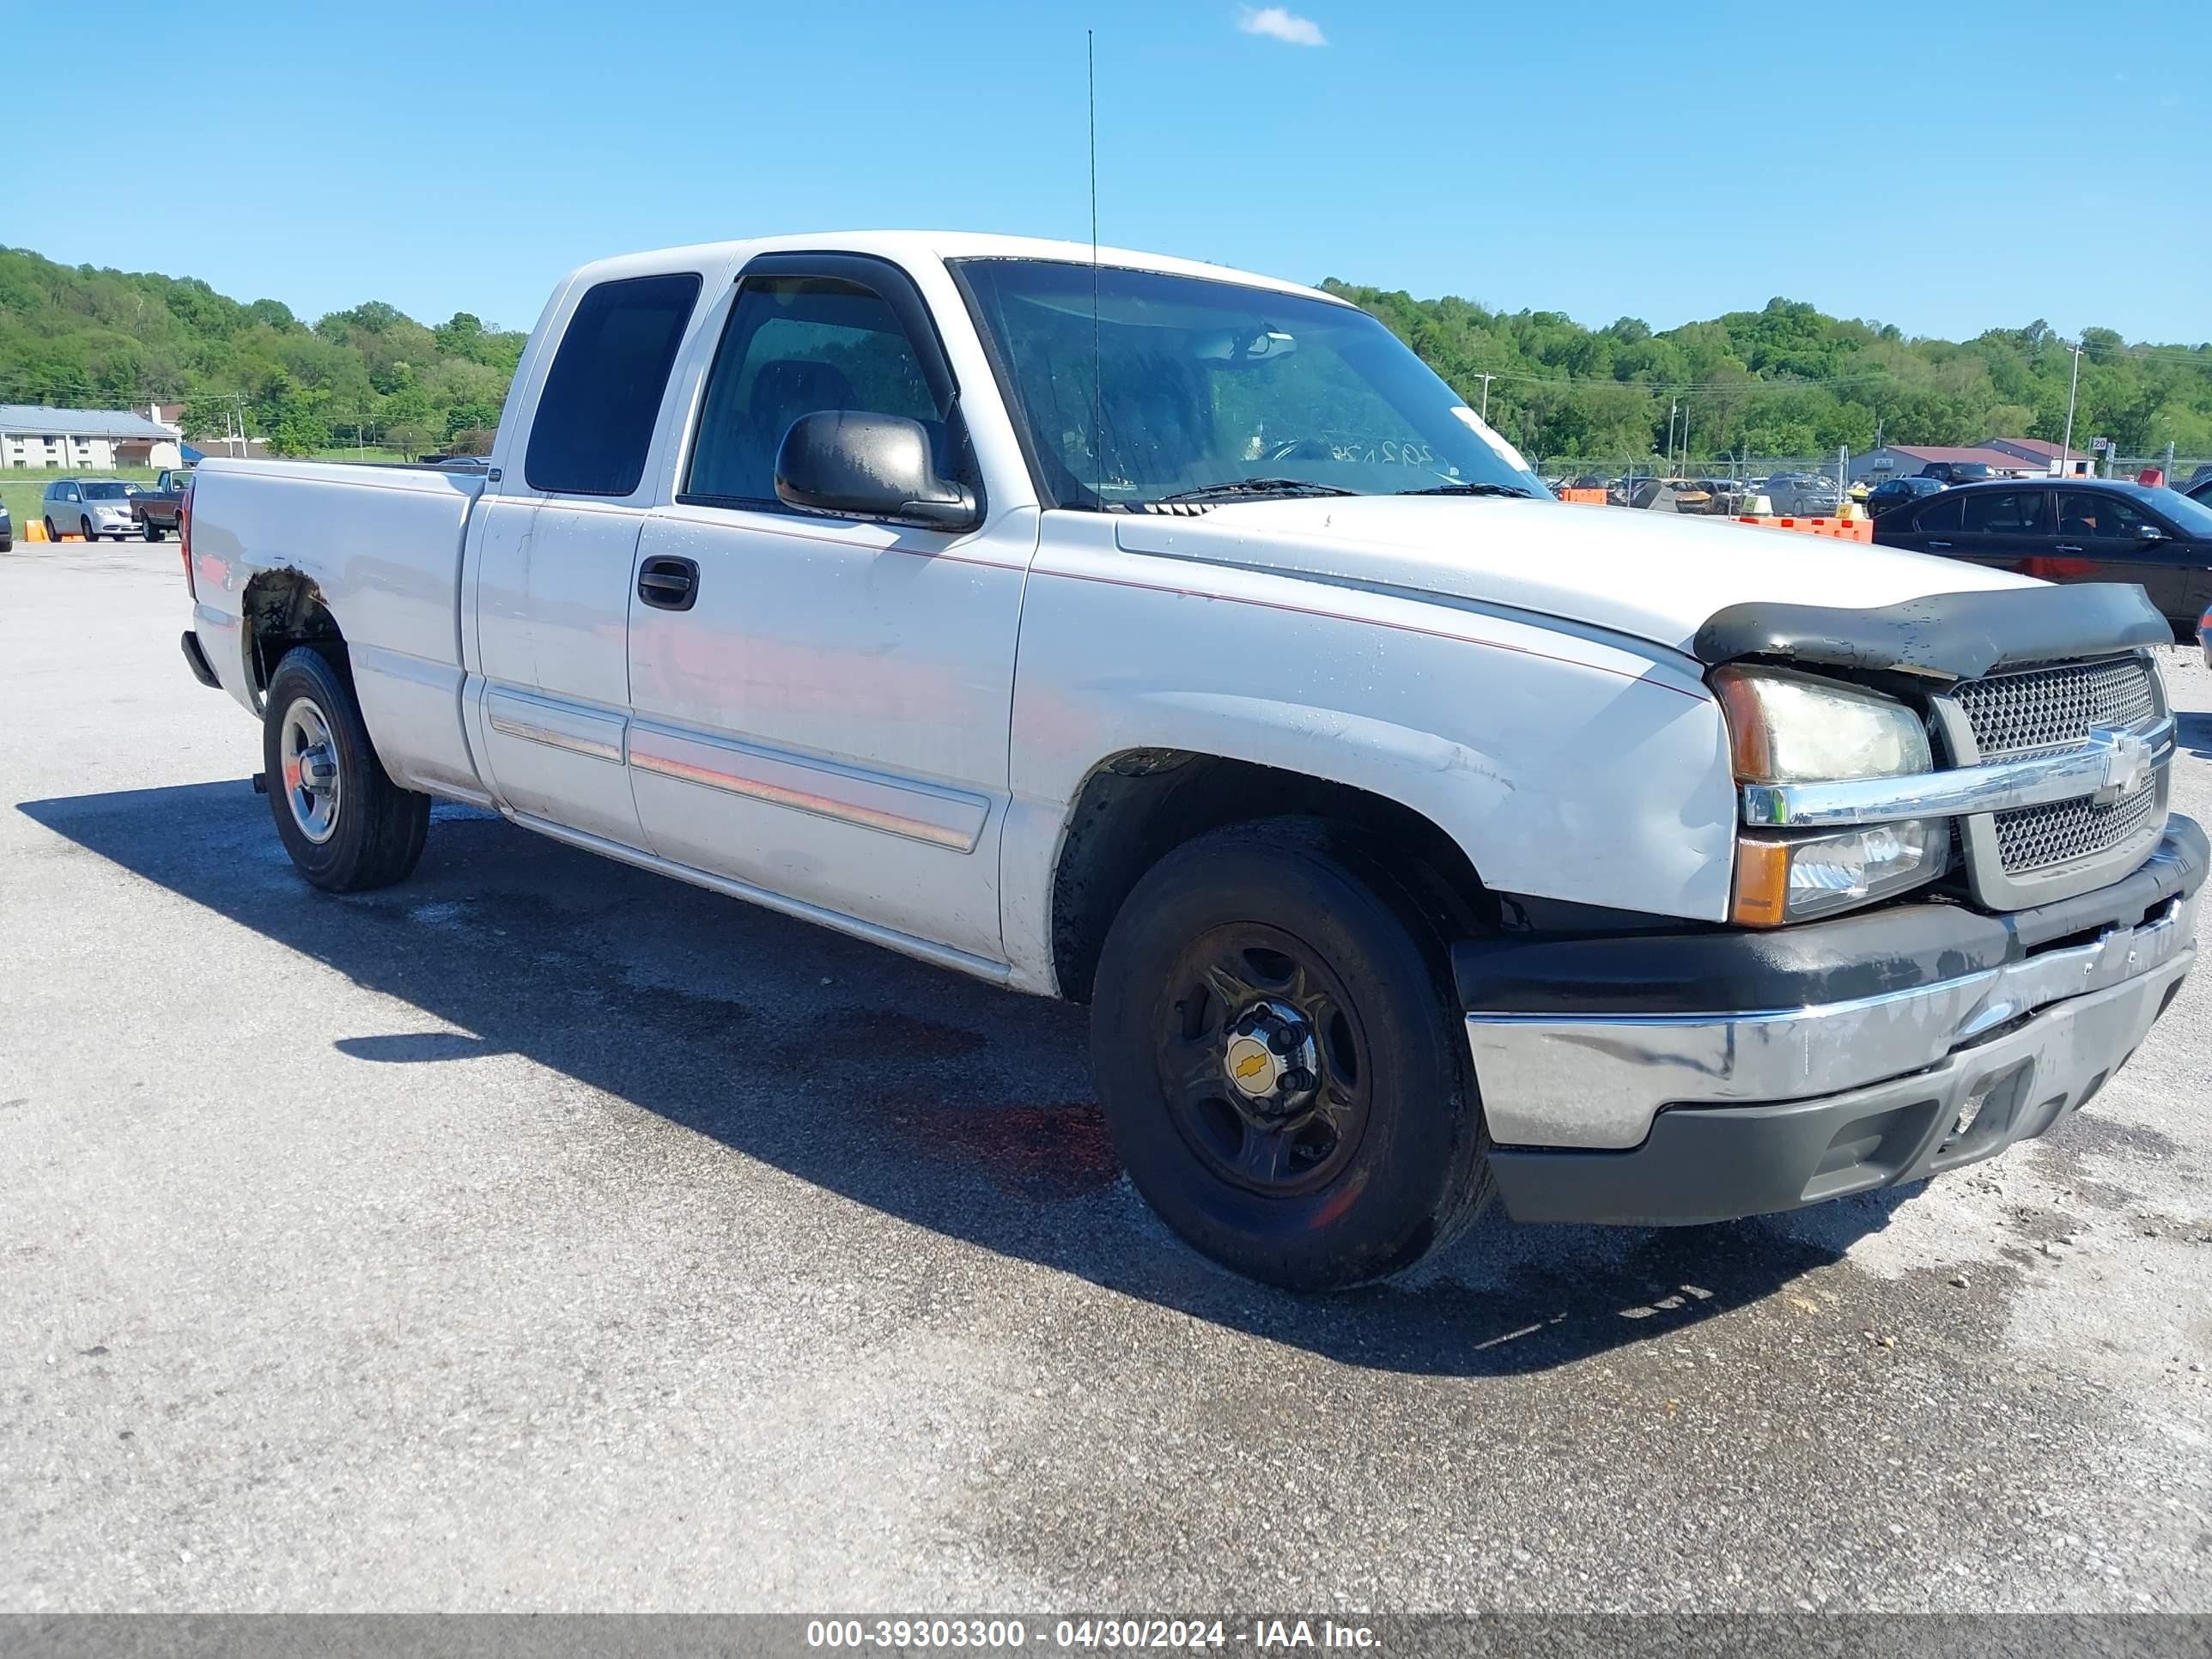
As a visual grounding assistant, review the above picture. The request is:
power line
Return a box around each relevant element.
[1472,366,1900,392]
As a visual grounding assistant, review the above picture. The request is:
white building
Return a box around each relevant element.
[0,404,183,471]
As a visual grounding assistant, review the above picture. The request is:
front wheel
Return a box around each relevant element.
[263,646,430,892]
[143,520,164,542]
[1091,819,1493,1290]
[81,516,98,543]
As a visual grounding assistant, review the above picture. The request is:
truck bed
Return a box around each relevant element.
[186,456,489,801]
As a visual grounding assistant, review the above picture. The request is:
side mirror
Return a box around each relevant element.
[2136,522,2167,541]
[775,410,979,532]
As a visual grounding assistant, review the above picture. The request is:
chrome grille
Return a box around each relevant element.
[1993,781,2163,874]
[1952,657,2155,758]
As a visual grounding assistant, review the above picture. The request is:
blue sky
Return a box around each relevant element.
[10,1,2205,343]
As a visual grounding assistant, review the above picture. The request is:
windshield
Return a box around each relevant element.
[82,483,137,501]
[955,259,1547,508]
[2119,481,2212,538]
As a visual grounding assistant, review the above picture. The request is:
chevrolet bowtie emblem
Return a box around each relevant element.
[2087,724,2154,806]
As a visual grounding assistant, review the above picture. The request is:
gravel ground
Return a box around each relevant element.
[2,541,2207,1613]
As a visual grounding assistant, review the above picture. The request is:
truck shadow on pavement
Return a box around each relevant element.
[22,781,1914,1378]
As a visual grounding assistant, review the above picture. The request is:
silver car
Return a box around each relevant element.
[1764,472,1844,516]
[42,477,143,542]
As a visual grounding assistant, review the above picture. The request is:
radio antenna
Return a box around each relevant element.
[1088,27,1103,503]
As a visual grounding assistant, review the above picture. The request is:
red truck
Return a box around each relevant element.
[129,468,194,540]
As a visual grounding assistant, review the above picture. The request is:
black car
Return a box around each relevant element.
[1863,475,1947,518]
[1873,477,2212,640]
[1917,460,1995,486]
[2187,473,2212,509]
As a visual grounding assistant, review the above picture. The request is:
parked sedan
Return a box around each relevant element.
[1874,478,2212,640]
[1863,475,1947,519]
[41,478,144,542]
[1763,472,1844,515]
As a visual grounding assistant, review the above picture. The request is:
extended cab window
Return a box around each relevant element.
[524,271,702,496]
[684,276,942,507]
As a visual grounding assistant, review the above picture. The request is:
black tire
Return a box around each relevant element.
[1091,818,1492,1291]
[81,516,97,543]
[143,520,164,542]
[44,518,58,541]
[262,646,430,892]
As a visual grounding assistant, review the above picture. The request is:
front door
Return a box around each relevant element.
[468,270,704,848]
[2045,488,2202,626]
[624,254,1032,963]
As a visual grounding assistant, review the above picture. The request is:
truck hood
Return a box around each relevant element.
[1113,495,2036,659]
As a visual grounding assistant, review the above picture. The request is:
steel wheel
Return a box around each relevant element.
[279,696,343,844]
[1153,921,1372,1198]
[1092,818,1493,1289]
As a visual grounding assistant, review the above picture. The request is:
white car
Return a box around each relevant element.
[176,231,2201,1289]
[43,477,143,541]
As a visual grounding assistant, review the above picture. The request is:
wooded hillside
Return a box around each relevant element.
[5,244,2207,464]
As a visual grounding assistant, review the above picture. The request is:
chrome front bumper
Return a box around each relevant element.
[1468,861,2200,1154]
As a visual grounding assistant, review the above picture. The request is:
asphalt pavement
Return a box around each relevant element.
[3,540,2208,1613]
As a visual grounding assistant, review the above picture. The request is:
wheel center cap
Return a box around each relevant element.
[1221,1000,1320,1118]
[1224,1034,1279,1098]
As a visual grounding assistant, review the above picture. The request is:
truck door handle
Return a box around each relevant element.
[2054,544,2084,554]
[637,556,699,611]
[1927,540,1952,550]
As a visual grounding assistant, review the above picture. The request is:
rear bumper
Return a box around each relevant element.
[179,628,220,689]
[1462,818,2203,1224]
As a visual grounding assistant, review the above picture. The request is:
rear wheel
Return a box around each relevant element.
[1091,819,1492,1290]
[262,646,430,892]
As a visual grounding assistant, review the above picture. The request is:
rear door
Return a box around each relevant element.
[1953,486,2052,573]
[465,270,704,848]
[1879,489,1961,556]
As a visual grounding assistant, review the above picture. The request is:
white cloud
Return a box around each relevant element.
[1237,6,1327,46]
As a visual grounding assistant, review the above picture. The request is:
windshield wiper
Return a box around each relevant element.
[1395,482,1534,498]
[1153,478,1359,504]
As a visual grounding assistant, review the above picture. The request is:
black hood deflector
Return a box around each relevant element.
[1692,582,2169,681]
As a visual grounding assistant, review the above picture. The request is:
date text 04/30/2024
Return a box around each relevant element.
[804,1619,1379,1650]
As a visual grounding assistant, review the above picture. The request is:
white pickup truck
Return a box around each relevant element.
[177,231,2202,1289]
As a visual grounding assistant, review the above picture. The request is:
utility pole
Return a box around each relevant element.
[2057,339,2081,479]
[1666,400,1680,476]
[1476,372,1495,422]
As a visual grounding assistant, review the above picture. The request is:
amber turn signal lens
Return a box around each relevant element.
[1729,836,1791,928]
[1712,668,1777,782]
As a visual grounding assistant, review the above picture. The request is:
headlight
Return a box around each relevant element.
[1713,666,1948,926]
[1731,820,1951,927]
[1713,665,1931,781]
